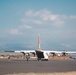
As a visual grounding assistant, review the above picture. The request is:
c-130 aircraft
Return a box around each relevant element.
[5,35,76,61]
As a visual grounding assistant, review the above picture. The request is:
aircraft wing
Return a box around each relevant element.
[4,50,36,55]
[42,50,76,56]
[4,35,76,60]
[65,51,76,54]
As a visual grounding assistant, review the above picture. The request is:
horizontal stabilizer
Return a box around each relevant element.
[4,51,15,52]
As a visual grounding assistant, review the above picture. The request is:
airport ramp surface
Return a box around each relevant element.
[0,59,76,75]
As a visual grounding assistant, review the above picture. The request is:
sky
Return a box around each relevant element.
[0,0,76,51]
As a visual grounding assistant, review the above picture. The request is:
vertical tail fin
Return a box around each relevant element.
[38,34,41,51]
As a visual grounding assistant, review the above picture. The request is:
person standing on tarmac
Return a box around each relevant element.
[26,53,30,61]
[8,55,10,61]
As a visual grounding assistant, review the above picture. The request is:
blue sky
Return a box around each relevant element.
[0,0,76,51]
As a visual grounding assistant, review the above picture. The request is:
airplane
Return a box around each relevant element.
[4,35,76,61]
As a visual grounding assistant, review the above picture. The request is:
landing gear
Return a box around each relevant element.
[37,58,41,61]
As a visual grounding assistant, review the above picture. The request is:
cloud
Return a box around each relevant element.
[25,9,76,27]
[69,15,76,19]
[24,25,32,29]
[19,25,32,29]
[8,9,76,37]
[32,20,44,24]
[9,29,23,35]
[53,20,64,26]
[9,24,32,35]
[23,9,66,26]
[61,43,71,48]
[25,9,34,17]
[61,15,76,20]
[1,9,76,50]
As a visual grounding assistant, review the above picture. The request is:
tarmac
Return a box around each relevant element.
[0,58,76,75]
